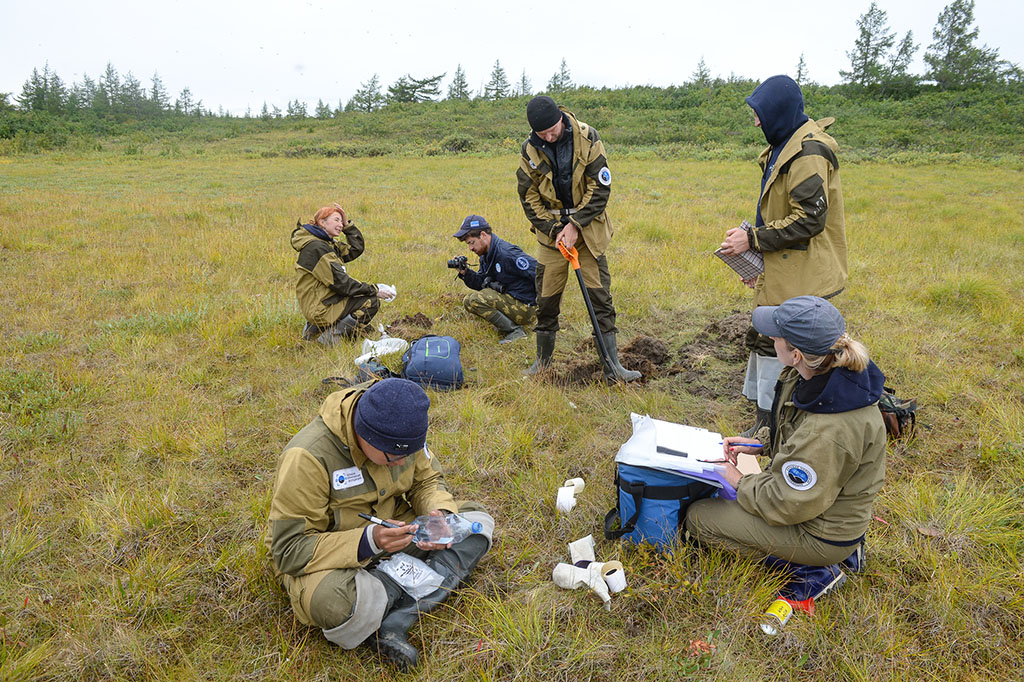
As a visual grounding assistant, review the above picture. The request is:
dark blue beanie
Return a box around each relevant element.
[353,378,430,456]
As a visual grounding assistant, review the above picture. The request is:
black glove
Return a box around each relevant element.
[486,279,506,294]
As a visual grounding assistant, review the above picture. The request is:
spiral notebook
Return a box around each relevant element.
[714,221,764,279]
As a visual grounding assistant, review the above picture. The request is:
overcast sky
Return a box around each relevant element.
[3,0,1022,115]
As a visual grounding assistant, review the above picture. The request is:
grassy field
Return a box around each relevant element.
[1,150,1022,681]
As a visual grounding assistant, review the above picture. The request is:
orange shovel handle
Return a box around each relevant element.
[557,241,581,270]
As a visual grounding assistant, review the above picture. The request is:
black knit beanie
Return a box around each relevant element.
[353,378,430,456]
[527,96,562,131]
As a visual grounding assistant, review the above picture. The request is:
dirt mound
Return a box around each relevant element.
[546,335,671,386]
[391,312,432,329]
[619,335,672,378]
[386,312,433,338]
[538,313,749,391]
[678,311,749,364]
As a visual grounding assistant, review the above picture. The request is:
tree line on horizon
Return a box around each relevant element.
[1,0,1019,125]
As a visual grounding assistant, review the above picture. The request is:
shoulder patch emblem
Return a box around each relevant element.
[495,263,502,273]
[515,256,530,271]
[781,461,817,491]
[529,159,537,169]
[598,167,611,187]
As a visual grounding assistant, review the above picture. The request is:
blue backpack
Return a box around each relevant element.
[401,335,464,390]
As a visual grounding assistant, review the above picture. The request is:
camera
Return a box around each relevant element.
[447,255,468,270]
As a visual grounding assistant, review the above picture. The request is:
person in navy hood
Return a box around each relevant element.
[719,75,849,438]
[746,75,809,147]
[451,215,538,344]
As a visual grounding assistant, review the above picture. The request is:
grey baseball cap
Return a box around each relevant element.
[751,296,846,355]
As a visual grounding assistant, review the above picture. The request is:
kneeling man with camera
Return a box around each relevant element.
[449,215,538,344]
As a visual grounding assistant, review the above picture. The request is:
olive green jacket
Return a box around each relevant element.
[750,117,848,307]
[516,107,614,257]
[737,367,886,543]
[291,223,378,327]
[265,387,458,578]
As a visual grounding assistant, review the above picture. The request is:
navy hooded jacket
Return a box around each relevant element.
[459,234,538,305]
[790,361,886,415]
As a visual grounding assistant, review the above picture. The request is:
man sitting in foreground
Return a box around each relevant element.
[266,378,494,670]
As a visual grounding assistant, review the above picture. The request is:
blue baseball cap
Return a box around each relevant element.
[751,296,846,355]
[452,214,491,239]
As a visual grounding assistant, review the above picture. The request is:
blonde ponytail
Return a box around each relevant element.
[789,333,869,373]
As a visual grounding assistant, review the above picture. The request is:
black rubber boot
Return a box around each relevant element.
[316,314,359,346]
[374,535,489,671]
[524,331,556,375]
[598,333,641,383]
[483,311,527,344]
[301,321,321,341]
[740,408,771,438]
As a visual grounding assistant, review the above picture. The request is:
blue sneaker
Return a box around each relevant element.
[840,542,866,574]
[783,563,846,602]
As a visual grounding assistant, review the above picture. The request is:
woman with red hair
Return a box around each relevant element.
[290,203,393,345]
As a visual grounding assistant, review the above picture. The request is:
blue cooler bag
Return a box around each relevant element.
[603,463,716,550]
[401,335,464,390]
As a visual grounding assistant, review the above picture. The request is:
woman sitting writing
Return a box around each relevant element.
[686,295,886,605]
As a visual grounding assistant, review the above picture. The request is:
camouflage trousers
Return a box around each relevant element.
[463,288,537,328]
[303,295,380,340]
[337,295,380,326]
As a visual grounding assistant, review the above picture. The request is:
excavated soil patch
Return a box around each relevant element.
[386,312,433,338]
[543,312,750,394]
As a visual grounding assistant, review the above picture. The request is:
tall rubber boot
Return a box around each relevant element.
[316,314,359,347]
[483,311,527,344]
[524,331,556,375]
[740,407,771,438]
[598,333,641,383]
[375,535,489,671]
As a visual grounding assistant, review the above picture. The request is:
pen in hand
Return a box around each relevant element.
[357,512,400,529]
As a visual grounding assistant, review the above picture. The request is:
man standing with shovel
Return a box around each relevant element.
[516,95,640,382]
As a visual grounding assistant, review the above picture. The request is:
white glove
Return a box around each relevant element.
[568,535,596,565]
[552,562,611,609]
[376,284,397,301]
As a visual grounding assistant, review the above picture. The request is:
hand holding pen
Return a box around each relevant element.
[719,437,764,464]
[358,513,416,553]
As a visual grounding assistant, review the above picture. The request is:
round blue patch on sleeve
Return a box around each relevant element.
[515,256,530,271]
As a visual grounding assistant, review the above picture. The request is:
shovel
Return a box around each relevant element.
[557,240,614,377]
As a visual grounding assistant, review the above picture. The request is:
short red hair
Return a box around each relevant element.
[312,206,342,226]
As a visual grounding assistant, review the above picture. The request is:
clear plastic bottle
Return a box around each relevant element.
[411,513,483,544]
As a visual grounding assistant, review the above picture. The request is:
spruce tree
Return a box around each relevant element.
[447,65,470,100]
[547,58,573,93]
[517,69,532,97]
[347,74,385,112]
[924,0,1015,89]
[484,60,510,99]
